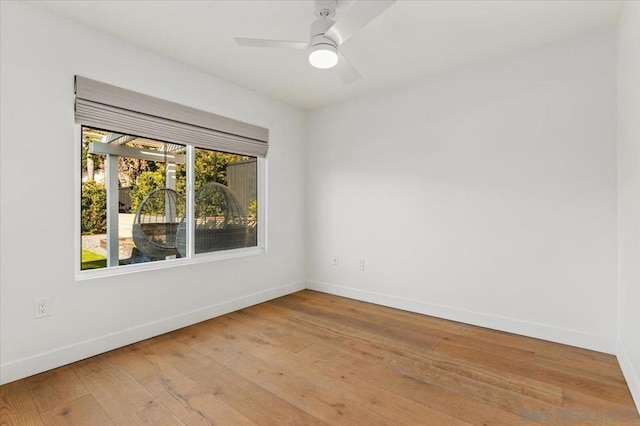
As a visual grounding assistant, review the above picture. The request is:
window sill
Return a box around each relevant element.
[75,246,266,281]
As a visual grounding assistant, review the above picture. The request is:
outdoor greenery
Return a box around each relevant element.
[81,249,106,270]
[248,198,258,219]
[81,181,107,235]
[129,149,244,212]
[195,150,242,188]
[118,154,161,188]
[82,130,251,233]
[130,168,175,213]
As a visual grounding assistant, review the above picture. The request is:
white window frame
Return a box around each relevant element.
[74,125,267,281]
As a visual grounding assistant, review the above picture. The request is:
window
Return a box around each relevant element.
[76,77,267,274]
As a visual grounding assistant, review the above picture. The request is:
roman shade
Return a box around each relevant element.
[74,76,269,157]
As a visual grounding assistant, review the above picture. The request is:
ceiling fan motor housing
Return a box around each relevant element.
[310,16,338,50]
[309,16,338,68]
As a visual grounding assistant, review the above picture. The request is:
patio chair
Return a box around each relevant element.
[176,182,255,257]
[132,188,185,258]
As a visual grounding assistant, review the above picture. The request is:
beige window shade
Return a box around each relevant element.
[74,76,269,157]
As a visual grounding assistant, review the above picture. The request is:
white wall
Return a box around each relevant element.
[0,1,306,384]
[617,0,640,412]
[307,28,618,353]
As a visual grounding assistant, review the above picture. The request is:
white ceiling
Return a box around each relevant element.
[29,0,622,110]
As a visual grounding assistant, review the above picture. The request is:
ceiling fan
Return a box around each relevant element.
[234,0,396,84]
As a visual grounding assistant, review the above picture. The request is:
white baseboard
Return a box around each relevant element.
[617,341,640,415]
[306,280,616,354]
[0,281,304,385]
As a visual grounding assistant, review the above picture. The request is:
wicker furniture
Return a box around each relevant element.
[176,182,255,257]
[132,188,184,258]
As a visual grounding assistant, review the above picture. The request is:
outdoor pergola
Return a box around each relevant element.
[87,130,186,266]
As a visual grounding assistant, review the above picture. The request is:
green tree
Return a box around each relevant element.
[81,181,107,234]
[130,169,167,212]
[194,150,245,188]
[118,155,156,188]
[173,150,245,194]
[248,199,258,219]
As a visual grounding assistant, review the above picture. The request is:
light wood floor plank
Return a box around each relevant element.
[288,290,476,337]
[249,342,472,425]
[26,366,89,414]
[40,394,113,426]
[270,296,443,352]
[108,347,255,425]
[297,340,529,425]
[0,380,44,426]
[209,342,391,425]
[143,337,324,425]
[434,341,636,406]
[72,356,184,425]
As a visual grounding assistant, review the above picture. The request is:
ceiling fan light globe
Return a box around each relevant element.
[309,45,339,69]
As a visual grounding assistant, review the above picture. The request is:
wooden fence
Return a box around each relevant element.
[226,159,257,215]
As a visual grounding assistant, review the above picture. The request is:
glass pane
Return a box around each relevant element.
[192,147,257,254]
[80,127,186,270]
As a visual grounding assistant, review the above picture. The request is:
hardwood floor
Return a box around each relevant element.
[1,290,639,425]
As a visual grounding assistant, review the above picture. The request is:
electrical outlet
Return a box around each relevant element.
[358,258,365,271]
[34,298,51,319]
[331,255,339,266]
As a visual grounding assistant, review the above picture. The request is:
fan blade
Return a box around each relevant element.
[325,0,395,45]
[337,52,362,84]
[235,37,309,50]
